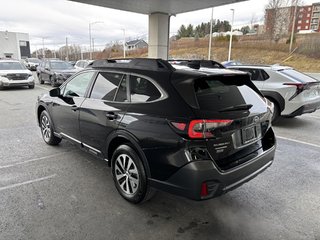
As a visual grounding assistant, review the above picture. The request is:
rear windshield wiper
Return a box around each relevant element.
[219,104,253,112]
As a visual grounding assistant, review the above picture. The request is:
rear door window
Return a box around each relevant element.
[90,72,124,101]
[279,69,317,83]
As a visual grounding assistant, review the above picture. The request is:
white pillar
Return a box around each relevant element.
[148,12,170,59]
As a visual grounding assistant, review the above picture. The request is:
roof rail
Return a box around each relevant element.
[168,59,224,69]
[88,58,175,71]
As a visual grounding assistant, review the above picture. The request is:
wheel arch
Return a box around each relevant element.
[261,91,285,112]
[106,130,151,178]
[37,104,47,126]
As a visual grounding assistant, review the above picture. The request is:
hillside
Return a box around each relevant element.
[97,34,320,72]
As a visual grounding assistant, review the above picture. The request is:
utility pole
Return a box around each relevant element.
[42,37,45,59]
[89,21,103,60]
[289,0,298,53]
[92,38,95,59]
[208,7,214,60]
[228,9,235,62]
[66,37,69,61]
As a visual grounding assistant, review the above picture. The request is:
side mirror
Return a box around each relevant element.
[49,88,61,97]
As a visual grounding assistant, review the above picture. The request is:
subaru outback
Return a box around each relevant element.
[36,58,276,203]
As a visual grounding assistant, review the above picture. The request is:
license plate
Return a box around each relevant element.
[242,126,257,144]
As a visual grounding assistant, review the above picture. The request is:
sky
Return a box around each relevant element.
[0,0,317,51]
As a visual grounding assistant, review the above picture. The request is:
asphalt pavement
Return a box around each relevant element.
[0,75,319,240]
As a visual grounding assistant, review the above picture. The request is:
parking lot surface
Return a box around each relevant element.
[0,74,319,240]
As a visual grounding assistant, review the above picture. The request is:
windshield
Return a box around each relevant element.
[28,58,41,64]
[279,69,317,83]
[0,62,26,70]
[51,61,74,70]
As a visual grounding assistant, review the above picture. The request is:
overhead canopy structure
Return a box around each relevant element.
[70,0,247,59]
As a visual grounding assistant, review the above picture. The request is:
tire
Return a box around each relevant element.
[268,99,280,124]
[111,144,155,204]
[39,110,62,145]
[29,85,35,89]
[38,74,44,84]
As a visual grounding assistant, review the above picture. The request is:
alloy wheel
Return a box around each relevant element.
[114,154,140,195]
[41,115,51,142]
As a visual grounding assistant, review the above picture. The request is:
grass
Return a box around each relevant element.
[96,35,320,72]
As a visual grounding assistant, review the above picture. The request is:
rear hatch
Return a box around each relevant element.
[173,73,272,171]
[278,68,320,101]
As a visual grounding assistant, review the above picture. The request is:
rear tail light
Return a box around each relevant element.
[170,119,233,139]
[283,83,308,100]
[171,122,187,131]
[188,119,233,139]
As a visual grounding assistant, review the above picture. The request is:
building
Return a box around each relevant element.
[0,30,31,59]
[265,2,320,37]
[310,3,320,31]
[125,39,148,51]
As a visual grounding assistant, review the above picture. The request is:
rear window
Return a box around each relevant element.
[279,69,317,83]
[194,78,265,111]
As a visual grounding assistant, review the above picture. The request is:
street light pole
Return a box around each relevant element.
[89,23,92,59]
[89,21,103,60]
[228,9,235,62]
[208,7,214,60]
[122,28,126,58]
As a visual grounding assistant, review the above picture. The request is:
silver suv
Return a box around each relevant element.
[0,59,35,89]
[228,65,320,122]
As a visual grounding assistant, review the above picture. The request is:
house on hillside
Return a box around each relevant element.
[125,39,148,51]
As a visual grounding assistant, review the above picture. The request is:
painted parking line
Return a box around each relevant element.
[0,151,76,170]
[0,174,56,192]
[277,135,320,148]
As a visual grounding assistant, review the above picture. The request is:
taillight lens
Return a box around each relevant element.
[171,122,187,131]
[283,83,308,100]
[188,119,233,139]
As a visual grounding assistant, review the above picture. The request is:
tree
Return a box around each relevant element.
[241,26,251,35]
[265,0,303,40]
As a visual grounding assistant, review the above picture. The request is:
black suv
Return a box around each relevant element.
[37,59,77,87]
[36,58,276,203]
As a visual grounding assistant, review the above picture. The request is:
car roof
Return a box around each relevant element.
[87,58,248,79]
[228,64,293,71]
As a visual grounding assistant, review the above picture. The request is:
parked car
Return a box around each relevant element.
[222,60,242,67]
[0,59,35,89]
[36,58,276,203]
[74,60,94,71]
[25,58,41,71]
[38,59,77,87]
[168,59,225,69]
[227,65,320,122]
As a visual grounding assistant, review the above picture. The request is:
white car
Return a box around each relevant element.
[227,65,320,122]
[0,59,35,89]
[74,60,93,71]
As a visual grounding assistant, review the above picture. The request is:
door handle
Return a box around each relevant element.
[71,105,79,111]
[106,112,118,120]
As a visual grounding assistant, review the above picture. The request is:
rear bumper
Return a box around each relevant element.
[149,145,275,201]
[284,100,320,117]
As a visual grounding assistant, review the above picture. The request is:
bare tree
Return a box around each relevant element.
[265,0,303,40]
